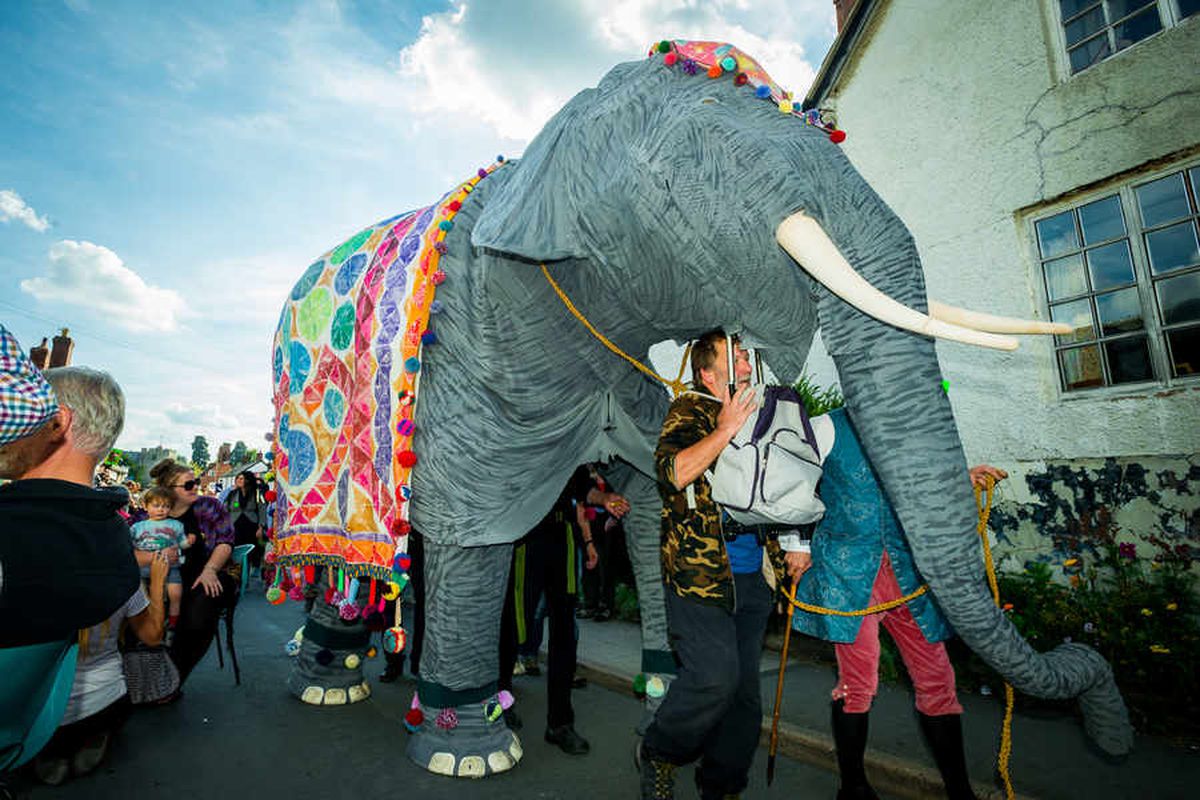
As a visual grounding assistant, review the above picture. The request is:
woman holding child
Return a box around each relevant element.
[147,458,237,685]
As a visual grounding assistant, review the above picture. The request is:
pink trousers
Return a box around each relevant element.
[831,553,963,716]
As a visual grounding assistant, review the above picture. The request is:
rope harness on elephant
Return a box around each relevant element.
[540,263,692,397]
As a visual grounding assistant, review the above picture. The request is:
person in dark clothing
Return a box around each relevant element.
[224,470,265,571]
[502,466,630,755]
[147,459,236,686]
[0,358,141,649]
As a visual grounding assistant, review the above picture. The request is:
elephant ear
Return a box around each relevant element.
[471,87,598,262]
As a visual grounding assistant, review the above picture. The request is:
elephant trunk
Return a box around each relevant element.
[828,331,1132,757]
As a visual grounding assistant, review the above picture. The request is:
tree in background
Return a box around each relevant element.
[191,435,210,468]
[230,440,248,465]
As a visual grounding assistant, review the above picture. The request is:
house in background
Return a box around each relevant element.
[806,0,1199,568]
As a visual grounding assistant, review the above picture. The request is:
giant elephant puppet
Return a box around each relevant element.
[269,40,1132,778]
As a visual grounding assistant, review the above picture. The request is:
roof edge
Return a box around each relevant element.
[803,0,879,110]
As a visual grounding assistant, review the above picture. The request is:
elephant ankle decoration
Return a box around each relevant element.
[269,39,1132,778]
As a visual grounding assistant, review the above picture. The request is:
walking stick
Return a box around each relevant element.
[767,578,799,786]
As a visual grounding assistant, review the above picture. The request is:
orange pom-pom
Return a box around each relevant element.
[707,64,722,79]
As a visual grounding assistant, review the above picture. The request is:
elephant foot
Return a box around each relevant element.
[406,694,523,778]
[1076,660,1134,759]
[286,626,375,706]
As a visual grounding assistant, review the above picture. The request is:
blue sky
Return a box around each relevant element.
[1,0,837,456]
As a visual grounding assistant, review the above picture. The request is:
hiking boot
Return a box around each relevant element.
[638,745,677,799]
[70,732,110,777]
[544,724,590,755]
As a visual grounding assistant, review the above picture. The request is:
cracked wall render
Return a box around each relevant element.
[818,0,1199,486]
[820,1,1200,462]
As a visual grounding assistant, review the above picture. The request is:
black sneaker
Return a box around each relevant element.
[379,664,403,683]
[544,724,590,755]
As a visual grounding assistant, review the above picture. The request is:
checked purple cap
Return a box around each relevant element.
[0,324,60,445]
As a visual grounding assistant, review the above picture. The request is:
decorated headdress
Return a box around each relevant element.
[649,39,845,143]
[0,324,59,445]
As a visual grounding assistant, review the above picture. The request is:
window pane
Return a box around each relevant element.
[1052,298,1096,343]
[1037,211,1080,258]
[1107,0,1155,20]
[1060,0,1099,20]
[1066,6,1107,45]
[1146,221,1200,275]
[1059,345,1105,390]
[1167,325,1200,377]
[1112,6,1162,51]
[1183,0,1200,20]
[1156,271,1200,326]
[1191,167,1200,200]
[1136,172,1191,228]
[1105,336,1154,384]
[1045,253,1089,300]
[1096,287,1144,335]
[1069,35,1112,72]
[1087,240,1135,289]
[1079,195,1126,244]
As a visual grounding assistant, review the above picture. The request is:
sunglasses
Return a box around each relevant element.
[174,479,200,491]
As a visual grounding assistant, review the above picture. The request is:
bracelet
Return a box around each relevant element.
[584,539,594,545]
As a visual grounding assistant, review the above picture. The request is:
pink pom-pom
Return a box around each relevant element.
[287,585,305,602]
[663,52,677,66]
[498,690,515,710]
[411,692,422,710]
[339,602,360,621]
[435,708,459,730]
[431,270,447,285]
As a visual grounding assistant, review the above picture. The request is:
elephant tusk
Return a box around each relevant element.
[928,301,1071,335]
[775,212,1019,351]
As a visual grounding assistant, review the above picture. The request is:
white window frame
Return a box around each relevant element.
[1025,155,1200,399]
[1045,0,1198,79]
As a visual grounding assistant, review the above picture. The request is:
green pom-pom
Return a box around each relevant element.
[657,40,671,54]
[632,673,647,695]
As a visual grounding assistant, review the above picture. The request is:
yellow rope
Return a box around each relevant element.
[541,263,691,397]
[784,584,929,616]
[975,477,1016,800]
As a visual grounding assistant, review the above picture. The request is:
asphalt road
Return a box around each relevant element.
[15,591,868,800]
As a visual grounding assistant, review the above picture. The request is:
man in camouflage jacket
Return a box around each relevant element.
[638,329,803,800]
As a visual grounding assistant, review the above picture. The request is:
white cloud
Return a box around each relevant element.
[163,402,240,429]
[0,189,51,232]
[20,240,187,333]
[276,0,831,146]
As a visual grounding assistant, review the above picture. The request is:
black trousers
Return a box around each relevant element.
[232,516,263,570]
[406,529,425,678]
[581,523,618,612]
[513,521,578,728]
[169,571,238,684]
[642,572,773,794]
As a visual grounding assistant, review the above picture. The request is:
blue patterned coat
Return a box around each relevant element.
[791,409,954,645]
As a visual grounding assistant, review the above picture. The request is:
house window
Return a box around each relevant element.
[1034,162,1200,392]
[1058,0,1198,74]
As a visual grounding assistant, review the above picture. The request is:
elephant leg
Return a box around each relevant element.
[406,539,522,778]
[287,571,372,706]
[612,468,676,734]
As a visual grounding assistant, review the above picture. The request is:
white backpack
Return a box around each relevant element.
[706,385,825,527]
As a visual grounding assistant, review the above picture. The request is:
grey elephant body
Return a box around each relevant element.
[277,49,1131,773]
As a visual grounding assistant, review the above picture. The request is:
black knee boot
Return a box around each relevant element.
[831,699,879,800]
[918,713,978,800]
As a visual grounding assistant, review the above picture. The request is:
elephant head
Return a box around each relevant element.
[468,42,1131,756]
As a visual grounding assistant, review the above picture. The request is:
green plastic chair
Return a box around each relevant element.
[0,640,79,771]
[213,544,255,685]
